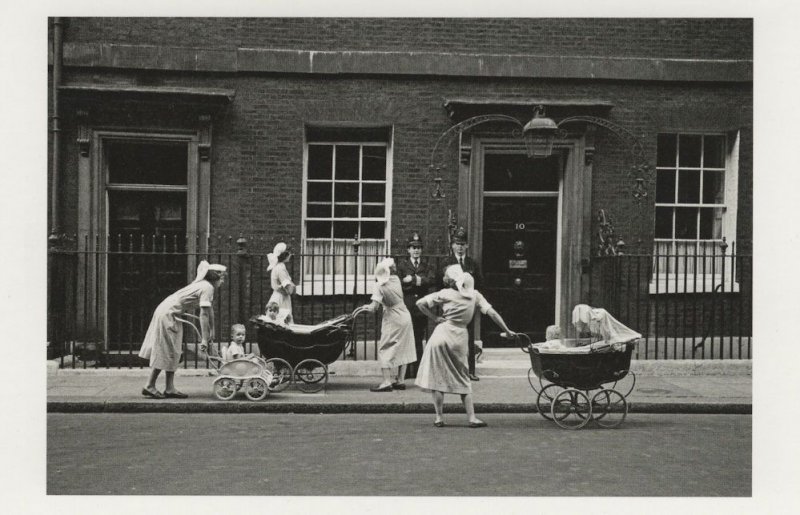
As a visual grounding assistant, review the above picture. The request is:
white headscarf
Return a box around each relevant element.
[267,242,288,271]
[374,257,395,285]
[444,264,475,298]
[193,260,227,283]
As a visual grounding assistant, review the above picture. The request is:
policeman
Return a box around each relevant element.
[396,232,435,379]
[440,227,483,381]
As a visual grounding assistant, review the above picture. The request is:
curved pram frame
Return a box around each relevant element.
[518,333,639,430]
[249,306,368,393]
[176,314,273,401]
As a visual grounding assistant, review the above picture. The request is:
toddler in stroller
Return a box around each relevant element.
[209,324,275,401]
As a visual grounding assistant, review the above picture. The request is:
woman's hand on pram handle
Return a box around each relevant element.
[501,331,533,353]
[352,305,372,317]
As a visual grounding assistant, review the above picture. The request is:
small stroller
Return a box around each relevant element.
[520,305,642,429]
[177,314,274,401]
[249,307,367,393]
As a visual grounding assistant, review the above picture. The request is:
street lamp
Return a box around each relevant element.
[426,103,654,251]
[521,105,559,158]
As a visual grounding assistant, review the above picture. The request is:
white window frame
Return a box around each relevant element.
[651,131,739,294]
[298,138,393,296]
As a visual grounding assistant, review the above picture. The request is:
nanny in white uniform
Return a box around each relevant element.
[139,260,227,399]
[357,258,417,392]
[415,264,516,428]
[267,242,295,314]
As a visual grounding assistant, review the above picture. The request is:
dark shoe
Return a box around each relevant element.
[141,388,164,399]
[468,420,487,428]
[469,373,480,382]
[164,391,188,399]
[370,385,393,392]
[434,420,446,428]
[391,382,406,390]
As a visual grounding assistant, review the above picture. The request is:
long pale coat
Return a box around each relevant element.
[372,275,417,368]
[269,262,293,313]
[414,288,492,394]
[138,280,215,371]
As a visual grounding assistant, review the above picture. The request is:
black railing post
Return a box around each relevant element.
[237,236,251,332]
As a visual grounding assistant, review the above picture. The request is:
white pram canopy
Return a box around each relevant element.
[255,313,349,335]
[534,304,642,354]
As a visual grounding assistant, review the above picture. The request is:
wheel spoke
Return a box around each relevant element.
[551,389,592,429]
[590,389,628,428]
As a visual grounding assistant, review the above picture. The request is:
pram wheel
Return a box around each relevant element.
[294,358,328,393]
[244,377,269,401]
[551,389,592,430]
[213,377,238,401]
[264,358,293,392]
[590,389,627,428]
[536,383,564,421]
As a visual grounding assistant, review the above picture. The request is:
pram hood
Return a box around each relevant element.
[571,304,642,345]
[533,305,641,354]
[253,313,351,335]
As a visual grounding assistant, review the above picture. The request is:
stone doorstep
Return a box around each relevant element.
[50,358,752,377]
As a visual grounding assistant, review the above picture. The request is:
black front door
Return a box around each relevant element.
[106,140,189,350]
[480,153,560,346]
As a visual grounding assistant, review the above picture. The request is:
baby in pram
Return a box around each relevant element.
[263,301,293,326]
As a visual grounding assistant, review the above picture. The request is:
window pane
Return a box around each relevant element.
[678,135,701,167]
[699,207,724,240]
[657,134,677,167]
[306,203,331,218]
[361,204,385,217]
[361,221,385,239]
[334,182,359,202]
[484,153,559,191]
[333,221,359,238]
[107,141,188,185]
[306,221,331,238]
[334,204,359,218]
[703,135,726,168]
[308,182,332,202]
[308,145,333,180]
[335,145,360,180]
[655,207,673,238]
[675,207,698,239]
[702,170,725,204]
[362,183,386,203]
[677,170,700,203]
[362,146,387,181]
[656,169,676,203]
[108,190,186,248]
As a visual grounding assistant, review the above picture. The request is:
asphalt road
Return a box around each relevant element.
[48,413,750,496]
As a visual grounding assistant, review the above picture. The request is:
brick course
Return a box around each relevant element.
[62,18,752,60]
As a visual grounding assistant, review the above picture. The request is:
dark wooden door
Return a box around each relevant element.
[480,153,560,346]
[105,141,189,350]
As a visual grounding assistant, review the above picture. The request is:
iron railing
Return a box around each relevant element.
[47,235,752,368]
[47,235,449,368]
[588,242,752,360]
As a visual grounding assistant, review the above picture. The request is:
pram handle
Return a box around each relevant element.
[176,315,222,369]
[351,306,371,318]
[500,332,533,353]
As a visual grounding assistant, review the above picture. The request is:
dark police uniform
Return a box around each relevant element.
[396,233,435,378]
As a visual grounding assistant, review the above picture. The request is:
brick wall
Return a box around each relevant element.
[61,18,752,60]
[48,19,753,351]
[56,69,752,254]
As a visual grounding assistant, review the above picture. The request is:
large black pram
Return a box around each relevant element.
[249,307,365,393]
[520,305,641,429]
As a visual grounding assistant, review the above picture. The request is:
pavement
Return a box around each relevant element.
[47,349,751,415]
